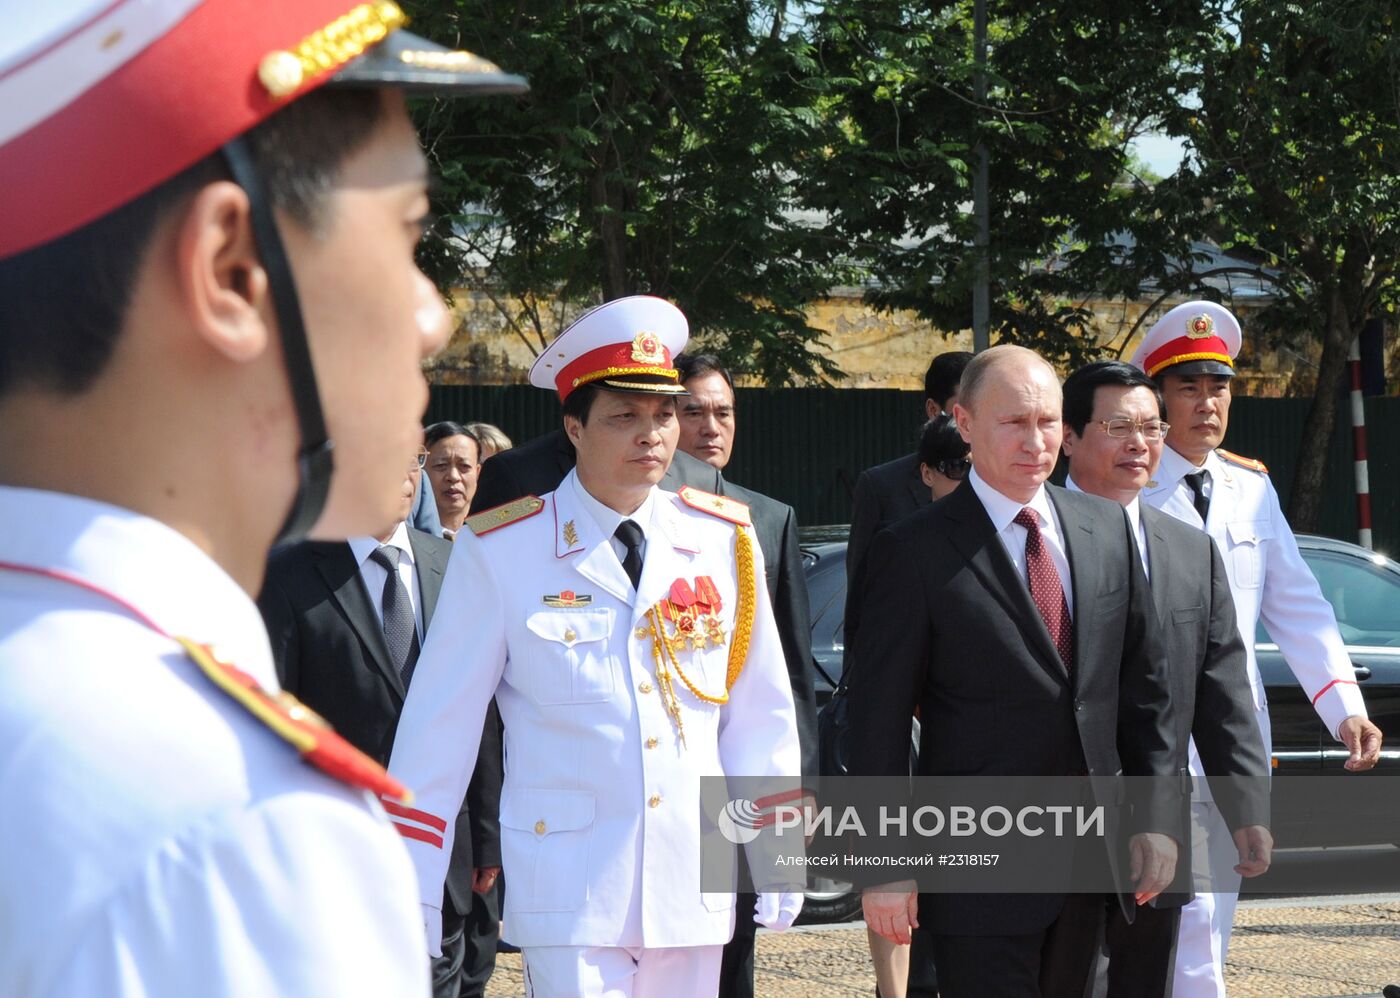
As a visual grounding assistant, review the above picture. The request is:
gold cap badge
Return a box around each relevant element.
[1186,313,1216,340]
[631,330,665,364]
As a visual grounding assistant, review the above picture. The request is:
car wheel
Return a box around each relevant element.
[798,876,863,925]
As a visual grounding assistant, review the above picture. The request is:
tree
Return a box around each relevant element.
[405,0,851,385]
[1136,0,1400,531]
[808,0,1217,366]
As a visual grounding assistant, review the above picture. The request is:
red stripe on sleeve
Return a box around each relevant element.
[1311,679,1359,706]
[392,822,444,849]
[382,798,448,833]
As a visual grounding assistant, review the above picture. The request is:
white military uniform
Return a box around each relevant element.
[0,487,430,997]
[387,469,801,992]
[1143,445,1368,997]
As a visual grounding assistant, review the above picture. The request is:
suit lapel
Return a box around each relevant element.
[408,529,448,632]
[317,544,405,698]
[552,485,635,606]
[945,485,1067,686]
[1050,488,1096,686]
[1143,507,1172,624]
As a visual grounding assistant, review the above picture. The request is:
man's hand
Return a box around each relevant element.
[1128,832,1178,905]
[1339,715,1383,772]
[472,866,501,894]
[1232,824,1273,878]
[755,892,804,932]
[862,880,919,945]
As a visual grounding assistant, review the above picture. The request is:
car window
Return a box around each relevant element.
[1258,550,1400,647]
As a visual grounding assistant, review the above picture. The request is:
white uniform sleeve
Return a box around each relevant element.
[386,531,507,924]
[717,523,802,784]
[1256,475,1368,739]
[46,792,429,998]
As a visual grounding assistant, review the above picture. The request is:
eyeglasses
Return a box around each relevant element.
[1098,418,1170,440]
[410,448,428,472]
[934,457,971,480]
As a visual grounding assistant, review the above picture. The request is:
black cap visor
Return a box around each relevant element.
[1158,358,1236,379]
[329,29,528,96]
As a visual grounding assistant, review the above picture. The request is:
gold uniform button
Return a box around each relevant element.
[639,681,653,694]
[645,737,659,749]
[648,794,662,808]
[635,626,650,640]
[534,820,547,835]
[563,628,577,642]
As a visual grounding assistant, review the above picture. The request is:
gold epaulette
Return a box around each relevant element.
[464,495,545,536]
[1217,448,1268,474]
[677,486,751,527]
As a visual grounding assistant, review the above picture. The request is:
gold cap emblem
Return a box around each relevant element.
[631,330,664,364]
[1186,313,1216,340]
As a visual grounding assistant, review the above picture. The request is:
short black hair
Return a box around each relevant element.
[1062,360,1165,436]
[674,352,734,392]
[924,351,973,407]
[561,383,602,425]
[424,421,480,453]
[0,87,387,400]
[917,413,969,469]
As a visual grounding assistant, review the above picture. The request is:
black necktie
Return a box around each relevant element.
[369,545,420,683]
[614,519,644,591]
[1184,469,1213,525]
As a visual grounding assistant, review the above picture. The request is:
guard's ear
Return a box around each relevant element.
[563,413,584,447]
[173,180,271,363]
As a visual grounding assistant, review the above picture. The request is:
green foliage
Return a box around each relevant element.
[405,0,851,386]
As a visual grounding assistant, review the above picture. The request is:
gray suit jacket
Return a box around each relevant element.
[257,528,502,914]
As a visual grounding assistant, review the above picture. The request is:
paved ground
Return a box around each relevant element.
[485,897,1400,996]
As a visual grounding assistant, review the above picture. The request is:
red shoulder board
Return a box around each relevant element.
[464,495,545,536]
[1217,448,1268,474]
[677,485,751,527]
[175,638,411,804]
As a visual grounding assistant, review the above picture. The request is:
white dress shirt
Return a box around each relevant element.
[1064,475,1150,582]
[349,520,424,642]
[570,472,658,584]
[968,466,1074,617]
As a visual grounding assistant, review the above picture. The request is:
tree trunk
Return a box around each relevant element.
[1285,304,1353,533]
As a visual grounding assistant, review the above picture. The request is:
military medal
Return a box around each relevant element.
[542,589,593,608]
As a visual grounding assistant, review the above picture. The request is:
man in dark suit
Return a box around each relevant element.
[845,351,972,597]
[848,346,1181,998]
[470,426,720,514]
[672,353,819,998]
[258,452,503,998]
[1060,361,1271,998]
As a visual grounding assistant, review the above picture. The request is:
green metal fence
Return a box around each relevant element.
[428,386,1400,554]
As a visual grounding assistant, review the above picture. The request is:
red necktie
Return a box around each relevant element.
[1014,508,1073,673]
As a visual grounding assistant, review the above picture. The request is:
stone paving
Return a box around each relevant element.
[485,899,1400,996]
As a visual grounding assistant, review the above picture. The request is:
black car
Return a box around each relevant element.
[797,530,1400,923]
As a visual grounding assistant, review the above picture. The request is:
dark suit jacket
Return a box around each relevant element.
[257,528,502,915]
[846,482,1178,935]
[846,452,929,594]
[471,427,721,514]
[1140,504,1270,905]
[470,430,818,790]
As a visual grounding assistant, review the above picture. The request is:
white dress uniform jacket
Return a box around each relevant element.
[388,471,801,949]
[1142,446,1368,759]
[0,487,429,997]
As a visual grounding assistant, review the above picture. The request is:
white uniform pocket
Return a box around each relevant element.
[500,789,595,912]
[523,609,614,705]
[1226,520,1272,589]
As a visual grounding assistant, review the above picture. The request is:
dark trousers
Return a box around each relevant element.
[1091,897,1180,998]
[927,892,1102,998]
[717,892,757,998]
[433,883,501,998]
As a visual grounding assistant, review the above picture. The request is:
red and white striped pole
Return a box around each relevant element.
[1348,337,1373,550]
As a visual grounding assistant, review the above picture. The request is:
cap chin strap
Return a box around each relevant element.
[221,136,334,544]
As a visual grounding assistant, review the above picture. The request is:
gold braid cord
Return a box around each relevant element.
[726,525,755,689]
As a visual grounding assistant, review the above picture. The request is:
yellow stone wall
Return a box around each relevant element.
[427,285,1388,397]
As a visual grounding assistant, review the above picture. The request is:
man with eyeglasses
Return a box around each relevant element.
[258,447,505,998]
[1130,301,1382,997]
[1060,361,1270,998]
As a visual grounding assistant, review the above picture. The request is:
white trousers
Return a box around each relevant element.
[522,943,724,998]
[1171,801,1243,998]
